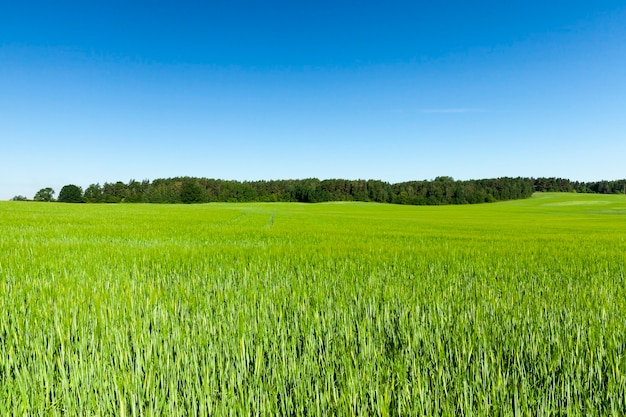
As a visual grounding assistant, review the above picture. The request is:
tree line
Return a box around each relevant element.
[15,176,626,205]
[531,177,626,194]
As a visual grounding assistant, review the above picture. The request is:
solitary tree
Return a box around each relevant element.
[58,184,84,203]
[34,187,55,202]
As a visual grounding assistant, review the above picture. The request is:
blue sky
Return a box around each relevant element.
[1,1,625,200]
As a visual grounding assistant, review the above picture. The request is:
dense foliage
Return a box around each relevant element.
[72,176,536,204]
[33,187,55,202]
[57,184,84,203]
[532,177,626,194]
[19,176,626,204]
[1,194,625,415]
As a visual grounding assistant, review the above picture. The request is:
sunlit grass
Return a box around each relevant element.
[1,193,625,415]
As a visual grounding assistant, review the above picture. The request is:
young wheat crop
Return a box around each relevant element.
[0,193,625,415]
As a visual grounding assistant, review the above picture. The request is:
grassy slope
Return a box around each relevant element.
[1,193,625,415]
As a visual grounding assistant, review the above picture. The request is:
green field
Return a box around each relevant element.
[1,193,625,415]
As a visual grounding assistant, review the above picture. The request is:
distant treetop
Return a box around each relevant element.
[58,185,84,203]
[34,187,55,202]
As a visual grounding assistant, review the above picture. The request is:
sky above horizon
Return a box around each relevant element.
[1,1,625,200]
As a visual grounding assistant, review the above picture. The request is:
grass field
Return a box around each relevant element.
[1,193,625,415]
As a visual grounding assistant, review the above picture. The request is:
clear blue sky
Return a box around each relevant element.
[1,1,625,200]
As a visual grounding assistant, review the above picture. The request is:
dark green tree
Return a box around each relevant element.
[180,181,203,204]
[125,179,148,203]
[102,181,128,203]
[58,184,84,203]
[34,187,55,202]
[84,184,104,203]
[11,195,28,201]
